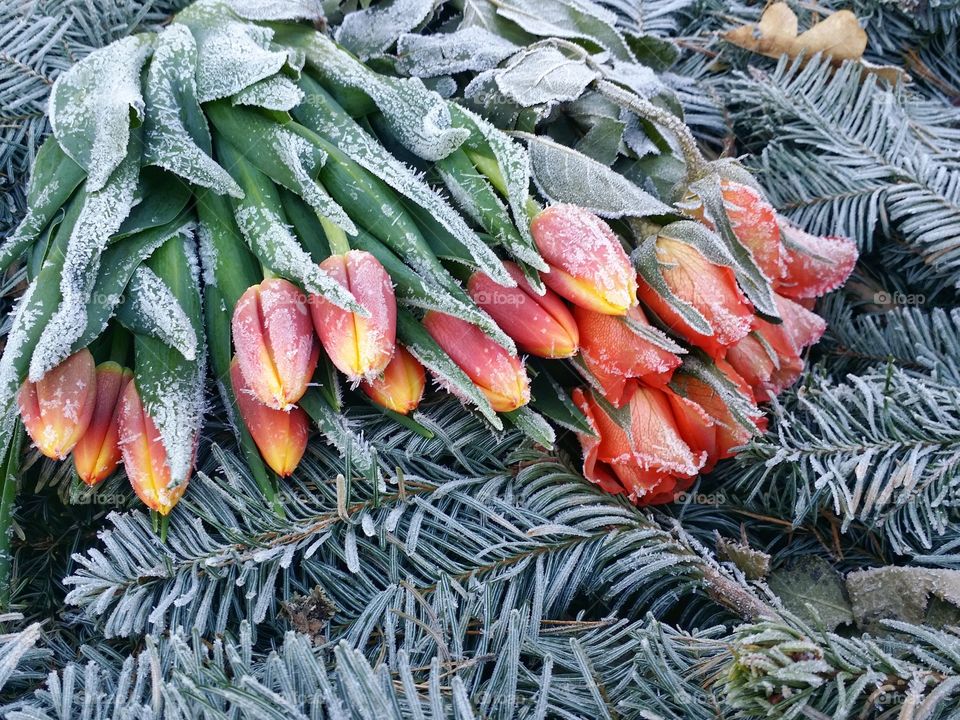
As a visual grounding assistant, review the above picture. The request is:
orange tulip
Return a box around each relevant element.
[423,311,529,412]
[117,381,187,515]
[575,304,681,406]
[232,278,319,410]
[72,362,133,485]
[231,359,309,477]
[776,221,858,300]
[468,262,579,358]
[361,346,426,415]
[530,204,638,315]
[637,235,753,359]
[18,348,96,460]
[310,250,396,383]
[573,382,705,505]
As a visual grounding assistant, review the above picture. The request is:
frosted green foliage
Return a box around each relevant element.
[122,266,198,361]
[144,25,242,198]
[177,1,290,103]
[496,46,599,107]
[524,133,671,218]
[225,0,323,21]
[232,75,304,111]
[336,0,438,59]
[397,27,519,77]
[0,282,42,400]
[48,34,152,192]
[29,153,140,382]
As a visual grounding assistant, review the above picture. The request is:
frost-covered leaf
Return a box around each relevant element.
[233,76,304,111]
[524,133,671,218]
[30,150,141,382]
[118,265,198,361]
[299,390,376,475]
[293,77,512,284]
[493,0,634,61]
[336,0,438,60]
[495,46,598,107]
[397,27,519,77]
[606,60,665,101]
[503,405,555,448]
[176,1,292,103]
[847,567,960,629]
[0,136,85,274]
[768,556,853,632]
[144,25,242,198]
[48,34,152,192]
[133,231,206,487]
[225,0,323,20]
[275,26,469,161]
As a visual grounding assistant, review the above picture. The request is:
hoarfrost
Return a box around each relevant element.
[197,222,218,288]
[397,27,518,77]
[233,76,304,111]
[225,0,323,20]
[30,155,140,382]
[49,34,152,192]
[494,47,598,108]
[127,266,198,361]
[336,0,437,60]
[0,281,42,398]
[144,25,242,198]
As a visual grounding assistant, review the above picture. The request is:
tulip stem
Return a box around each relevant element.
[320,216,351,257]
[0,421,24,609]
[596,80,708,182]
[108,326,130,367]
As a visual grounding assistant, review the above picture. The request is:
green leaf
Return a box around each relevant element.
[529,368,593,435]
[396,27,518,77]
[195,188,263,309]
[494,46,598,107]
[335,0,437,60]
[768,556,853,632]
[232,76,304,111]
[299,389,376,475]
[49,34,153,192]
[0,136,85,274]
[117,265,198,360]
[143,24,242,197]
[115,167,192,239]
[503,405,555,448]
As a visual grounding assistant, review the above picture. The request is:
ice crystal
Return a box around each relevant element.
[232,76,304,111]
[225,0,323,21]
[397,27,518,77]
[127,266,198,361]
[336,0,437,60]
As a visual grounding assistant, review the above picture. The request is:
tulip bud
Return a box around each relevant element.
[232,278,319,410]
[468,262,579,358]
[118,381,187,515]
[636,236,754,358]
[575,304,681,406]
[72,362,133,485]
[688,180,785,283]
[776,221,857,300]
[530,204,638,315]
[231,358,309,477]
[361,346,426,415]
[423,311,530,412]
[18,348,96,460]
[573,382,704,505]
[311,250,396,383]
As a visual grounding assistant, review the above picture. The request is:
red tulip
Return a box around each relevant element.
[575,304,681,407]
[689,180,785,283]
[18,348,96,460]
[530,204,638,315]
[468,262,579,358]
[573,383,705,505]
[776,221,858,300]
[637,236,754,358]
[72,362,133,485]
[311,250,396,383]
[231,359,309,477]
[117,381,187,515]
[232,278,319,410]
[423,311,530,412]
[361,346,426,415]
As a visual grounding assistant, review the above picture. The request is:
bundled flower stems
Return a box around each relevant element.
[5,0,857,518]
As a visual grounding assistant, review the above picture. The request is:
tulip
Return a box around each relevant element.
[232,278,319,410]
[310,250,396,383]
[573,382,704,505]
[423,311,530,412]
[117,381,187,515]
[575,304,681,406]
[231,358,309,477]
[776,221,858,300]
[468,262,579,358]
[530,204,638,315]
[688,180,785,283]
[18,348,96,460]
[669,359,766,470]
[361,346,426,415]
[72,362,133,485]
[636,235,754,358]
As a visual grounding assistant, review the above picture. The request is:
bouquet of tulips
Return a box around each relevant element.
[2,0,857,519]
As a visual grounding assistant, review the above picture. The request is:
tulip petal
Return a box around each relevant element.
[776,221,858,299]
[73,362,132,485]
[361,346,426,415]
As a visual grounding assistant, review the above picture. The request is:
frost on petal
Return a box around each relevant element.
[122,266,198,361]
[777,221,858,300]
[49,34,152,192]
[233,76,304,111]
[144,25,242,198]
[30,154,140,382]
